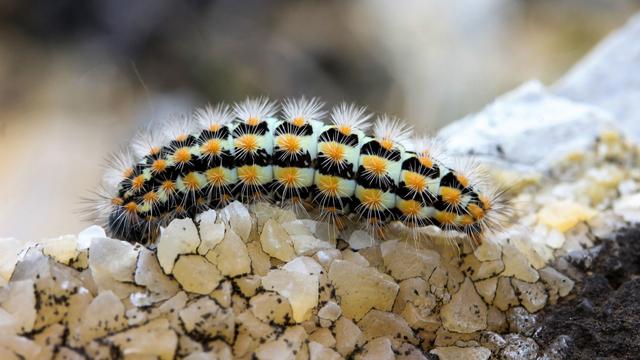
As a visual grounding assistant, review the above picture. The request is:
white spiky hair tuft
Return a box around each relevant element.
[373,114,413,147]
[330,102,372,133]
[103,149,135,189]
[282,96,326,124]
[409,135,448,165]
[194,103,234,130]
[162,113,196,141]
[131,127,165,159]
[233,97,279,124]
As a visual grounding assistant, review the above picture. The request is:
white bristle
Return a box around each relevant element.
[282,96,326,124]
[194,103,234,130]
[373,114,413,147]
[330,102,372,132]
[233,97,279,124]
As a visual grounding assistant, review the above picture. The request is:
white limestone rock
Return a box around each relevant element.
[196,209,225,255]
[157,218,200,274]
[219,201,252,242]
[179,297,235,343]
[260,219,296,262]
[511,279,548,313]
[134,247,180,302]
[430,346,491,360]
[501,244,539,283]
[441,278,488,333]
[0,280,36,334]
[380,240,440,281]
[172,255,222,295]
[205,229,251,277]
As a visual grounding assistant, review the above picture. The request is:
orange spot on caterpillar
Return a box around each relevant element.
[276,134,301,154]
[459,214,475,225]
[404,172,427,194]
[399,199,422,217]
[278,167,300,187]
[338,125,352,136]
[175,133,188,142]
[247,116,260,126]
[292,117,305,126]
[131,175,145,190]
[183,172,202,191]
[238,166,260,185]
[111,197,124,206]
[361,155,387,177]
[161,180,176,192]
[317,175,341,197]
[174,147,192,163]
[480,194,492,210]
[455,173,470,188]
[235,135,259,153]
[321,142,346,163]
[142,191,159,204]
[361,188,384,209]
[201,139,222,156]
[149,146,161,156]
[209,123,222,132]
[151,159,167,173]
[440,186,462,206]
[122,167,134,179]
[380,139,394,151]
[124,201,138,213]
[418,155,433,168]
[467,203,485,220]
[435,211,456,225]
[205,167,227,187]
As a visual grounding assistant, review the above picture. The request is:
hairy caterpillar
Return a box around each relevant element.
[89,97,507,245]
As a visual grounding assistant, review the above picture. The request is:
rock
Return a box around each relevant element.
[0,238,28,286]
[104,318,178,360]
[506,307,539,337]
[328,260,399,320]
[262,264,319,322]
[0,280,35,334]
[537,335,572,360]
[308,341,342,360]
[348,230,378,250]
[539,267,575,305]
[334,316,364,357]
[462,254,504,281]
[134,247,180,302]
[157,218,200,274]
[254,325,306,360]
[41,235,79,265]
[76,291,126,345]
[172,255,222,295]
[89,237,138,282]
[474,277,498,304]
[291,234,333,255]
[380,240,440,281]
[441,278,487,333]
[613,192,640,223]
[355,337,395,360]
[500,334,539,360]
[196,209,225,255]
[554,13,640,141]
[438,81,615,171]
[219,201,252,242]
[77,225,106,251]
[493,277,519,312]
[479,331,506,353]
[318,301,341,322]
[486,306,508,333]
[205,229,251,276]
[501,244,539,283]
[511,279,548,313]
[260,219,296,262]
[358,310,418,347]
[430,346,491,360]
[249,293,293,325]
[180,297,235,343]
[537,201,597,233]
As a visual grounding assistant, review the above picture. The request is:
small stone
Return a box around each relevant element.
[262,266,318,322]
[394,277,435,317]
[358,310,418,347]
[441,278,488,333]
[246,241,271,276]
[380,240,440,281]
[196,209,225,255]
[157,218,200,274]
[493,277,520,311]
[89,237,138,282]
[501,244,539,282]
[0,280,36,334]
[260,219,295,262]
[254,325,306,360]
[341,249,369,267]
[134,247,180,302]
[219,201,252,242]
[462,255,504,281]
[211,281,233,308]
[355,337,395,360]
[500,334,539,360]
[348,230,378,250]
[479,331,506,352]
[506,307,539,336]
[613,192,640,222]
[42,235,79,265]
[430,346,491,360]
[0,238,28,285]
[474,277,498,304]
[537,200,597,232]
[486,306,508,333]
[539,267,575,304]
[291,234,333,255]
[309,341,342,360]
[0,335,41,359]
[33,323,65,359]
[318,301,341,322]
[234,275,261,298]
[314,249,342,270]
[179,297,235,343]
[328,260,399,320]
[249,293,293,325]
[281,220,314,236]
[77,291,127,344]
[334,316,364,357]
[538,335,572,360]
[77,225,106,250]
[172,255,222,295]
[105,318,178,360]
[511,279,548,313]
[308,328,336,348]
[205,229,251,276]
[474,240,502,261]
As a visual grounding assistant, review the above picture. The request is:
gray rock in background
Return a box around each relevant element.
[437,81,616,172]
[555,12,640,141]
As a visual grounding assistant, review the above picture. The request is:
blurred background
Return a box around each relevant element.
[1,0,638,240]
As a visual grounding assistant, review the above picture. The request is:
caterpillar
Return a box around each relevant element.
[89,97,507,245]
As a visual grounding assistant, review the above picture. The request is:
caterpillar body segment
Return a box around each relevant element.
[95,97,505,244]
